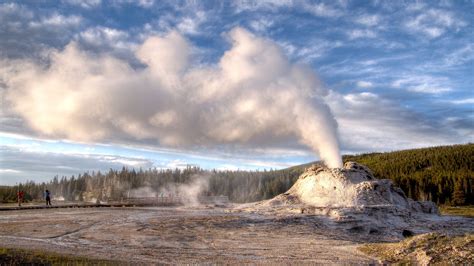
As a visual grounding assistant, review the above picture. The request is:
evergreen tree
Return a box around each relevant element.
[452,179,466,206]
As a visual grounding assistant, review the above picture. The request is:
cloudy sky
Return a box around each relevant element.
[0,0,472,185]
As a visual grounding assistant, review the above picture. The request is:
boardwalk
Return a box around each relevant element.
[0,196,229,211]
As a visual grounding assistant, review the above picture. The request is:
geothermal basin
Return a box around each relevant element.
[0,206,380,263]
[0,163,472,264]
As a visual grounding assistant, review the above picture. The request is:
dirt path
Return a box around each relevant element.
[0,207,375,264]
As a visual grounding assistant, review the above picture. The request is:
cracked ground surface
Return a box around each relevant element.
[0,206,375,264]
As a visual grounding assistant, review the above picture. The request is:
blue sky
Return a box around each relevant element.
[0,0,472,185]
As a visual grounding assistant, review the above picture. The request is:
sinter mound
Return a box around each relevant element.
[242,162,473,241]
[269,161,437,213]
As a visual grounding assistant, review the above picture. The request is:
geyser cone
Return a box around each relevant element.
[268,161,438,214]
[241,162,471,241]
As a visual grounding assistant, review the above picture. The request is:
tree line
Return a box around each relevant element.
[1,143,472,206]
[343,144,473,206]
[0,166,300,204]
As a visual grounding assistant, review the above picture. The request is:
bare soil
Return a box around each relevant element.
[0,206,376,264]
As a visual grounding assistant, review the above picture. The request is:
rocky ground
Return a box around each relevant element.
[0,206,377,264]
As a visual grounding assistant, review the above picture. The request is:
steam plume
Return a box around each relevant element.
[128,176,209,206]
[2,27,342,167]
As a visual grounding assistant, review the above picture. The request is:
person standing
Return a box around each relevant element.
[45,190,52,206]
[17,190,24,207]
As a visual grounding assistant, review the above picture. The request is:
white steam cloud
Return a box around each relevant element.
[128,175,210,206]
[2,27,342,167]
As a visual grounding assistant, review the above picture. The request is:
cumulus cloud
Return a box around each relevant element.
[0,2,33,20]
[450,98,474,105]
[76,26,129,47]
[326,91,459,152]
[152,8,211,37]
[347,29,377,40]
[232,0,344,18]
[392,75,452,94]
[63,0,102,9]
[302,2,343,18]
[0,3,84,59]
[278,39,343,62]
[111,0,155,8]
[355,14,380,27]
[249,17,274,33]
[443,44,474,67]
[175,11,207,35]
[29,13,82,28]
[232,0,293,13]
[73,26,138,62]
[405,8,466,38]
[2,27,343,167]
[356,81,373,88]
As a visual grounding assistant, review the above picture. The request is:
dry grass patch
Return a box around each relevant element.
[440,205,474,218]
[0,247,120,265]
[359,233,473,265]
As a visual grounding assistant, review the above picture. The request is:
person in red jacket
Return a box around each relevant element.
[17,190,24,207]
